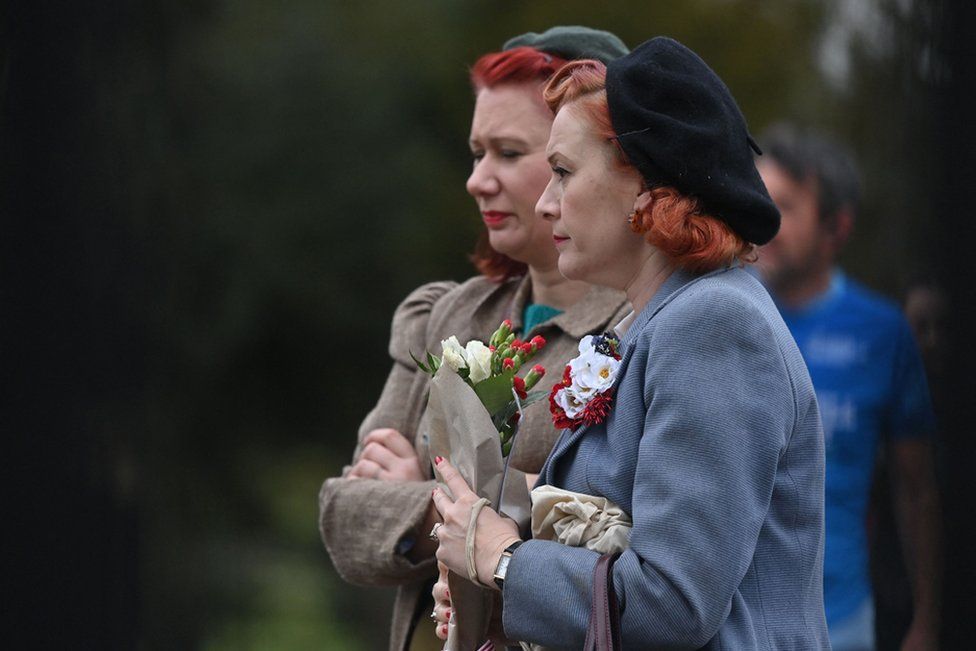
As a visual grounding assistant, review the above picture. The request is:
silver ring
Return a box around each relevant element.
[428,522,443,541]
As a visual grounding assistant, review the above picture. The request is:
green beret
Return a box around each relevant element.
[503,25,629,64]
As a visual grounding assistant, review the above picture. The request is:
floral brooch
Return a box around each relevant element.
[549,333,622,430]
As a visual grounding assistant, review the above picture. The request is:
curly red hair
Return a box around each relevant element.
[467,47,568,282]
[543,60,755,273]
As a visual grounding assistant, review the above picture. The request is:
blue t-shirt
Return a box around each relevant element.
[776,272,934,626]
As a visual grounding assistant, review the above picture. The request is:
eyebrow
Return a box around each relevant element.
[469,135,531,149]
[547,149,566,165]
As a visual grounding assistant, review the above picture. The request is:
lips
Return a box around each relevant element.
[553,233,570,245]
[482,211,512,227]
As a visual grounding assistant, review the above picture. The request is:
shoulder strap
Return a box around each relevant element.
[583,552,622,650]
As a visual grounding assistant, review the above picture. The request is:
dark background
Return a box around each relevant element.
[3,1,973,648]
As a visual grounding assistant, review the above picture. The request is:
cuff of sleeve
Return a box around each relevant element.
[501,539,596,647]
[319,477,438,586]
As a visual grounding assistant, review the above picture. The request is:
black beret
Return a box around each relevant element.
[503,25,629,64]
[606,37,779,245]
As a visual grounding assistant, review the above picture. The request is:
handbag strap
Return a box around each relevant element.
[583,552,622,651]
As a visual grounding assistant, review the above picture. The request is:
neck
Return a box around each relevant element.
[527,264,590,310]
[772,267,833,310]
[623,249,675,315]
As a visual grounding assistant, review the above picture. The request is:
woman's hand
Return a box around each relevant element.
[431,561,452,640]
[430,458,520,589]
[346,428,425,482]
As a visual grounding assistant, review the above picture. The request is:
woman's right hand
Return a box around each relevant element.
[346,428,425,482]
[432,561,453,641]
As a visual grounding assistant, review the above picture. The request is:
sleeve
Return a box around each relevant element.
[885,316,936,440]
[318,281,456,587]
[502,292,793,648]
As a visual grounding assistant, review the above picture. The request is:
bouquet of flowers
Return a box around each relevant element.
[415,319,547,456]
[414,319,546,650]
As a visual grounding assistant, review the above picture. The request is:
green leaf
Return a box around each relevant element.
[489,389,547,430]
[472,371,517,415]
[410,350,433,375]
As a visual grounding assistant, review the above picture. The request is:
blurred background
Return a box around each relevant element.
[3,0,973,648]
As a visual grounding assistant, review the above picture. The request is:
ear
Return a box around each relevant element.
[633,189,653,215]
[828,206,854,252]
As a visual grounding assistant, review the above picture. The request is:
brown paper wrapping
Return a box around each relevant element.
[422,364,532,650]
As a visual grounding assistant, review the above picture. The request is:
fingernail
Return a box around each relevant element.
[441,624,448,635]
[444,589,450,599]
[446,609,452,620]
[432,488,437,497]
[434,456,444,465]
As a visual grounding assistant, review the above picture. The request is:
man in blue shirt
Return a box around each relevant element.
[757,124,941,651]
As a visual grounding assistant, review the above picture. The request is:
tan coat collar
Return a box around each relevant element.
[475,274,628,339]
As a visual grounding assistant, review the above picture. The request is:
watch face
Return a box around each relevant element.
[495,554,511,579]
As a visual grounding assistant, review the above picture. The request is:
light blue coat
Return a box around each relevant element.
[503,267,829,650]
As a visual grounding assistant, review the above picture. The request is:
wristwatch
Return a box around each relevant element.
[492,540,524,589]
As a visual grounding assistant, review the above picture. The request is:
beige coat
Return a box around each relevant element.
[318,274,627,651]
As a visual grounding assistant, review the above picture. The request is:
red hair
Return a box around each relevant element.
[544,60,756,273]
[468,47,568,282]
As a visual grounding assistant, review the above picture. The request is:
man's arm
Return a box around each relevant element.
[890,437,942,650]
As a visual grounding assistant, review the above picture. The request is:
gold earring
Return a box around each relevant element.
[627,210,645,233]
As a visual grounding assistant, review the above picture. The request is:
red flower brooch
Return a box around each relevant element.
[549,333,622,430]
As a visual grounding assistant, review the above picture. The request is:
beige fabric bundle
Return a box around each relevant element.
[530,484,632,554]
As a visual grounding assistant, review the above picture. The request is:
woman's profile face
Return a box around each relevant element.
[536,103,645,288]
[466,83,557,269]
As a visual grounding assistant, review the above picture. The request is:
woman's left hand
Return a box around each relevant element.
[430,457,521,589]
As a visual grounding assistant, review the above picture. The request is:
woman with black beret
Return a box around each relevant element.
[430,37,830,649]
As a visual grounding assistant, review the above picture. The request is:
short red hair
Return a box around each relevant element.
[544,60,755,273]
[468,47,568,282]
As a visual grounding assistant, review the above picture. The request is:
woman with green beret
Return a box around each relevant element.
[318,26,630,651]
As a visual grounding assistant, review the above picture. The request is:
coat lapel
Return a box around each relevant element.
[540,268,721,484]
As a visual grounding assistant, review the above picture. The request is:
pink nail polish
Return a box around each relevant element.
[434,455,444,464]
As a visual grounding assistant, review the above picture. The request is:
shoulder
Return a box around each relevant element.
[649,268,783,344]
[390,275,521,358]
[636,268,801,395]
[839,277,905,325]
[426,274,522,332]
[832,277,918,356]
[389,281,459,359]
[432,275,518,314]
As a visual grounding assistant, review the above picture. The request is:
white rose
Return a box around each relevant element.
[440,336,467,372]
[464,340,493,384]
[554,386,587,419]
[577,334,596,355]
[568,349,603,396]
[575,355,619,394]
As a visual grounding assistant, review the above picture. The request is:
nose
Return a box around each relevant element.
[536,177,559,222]
[466,156,500,198]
